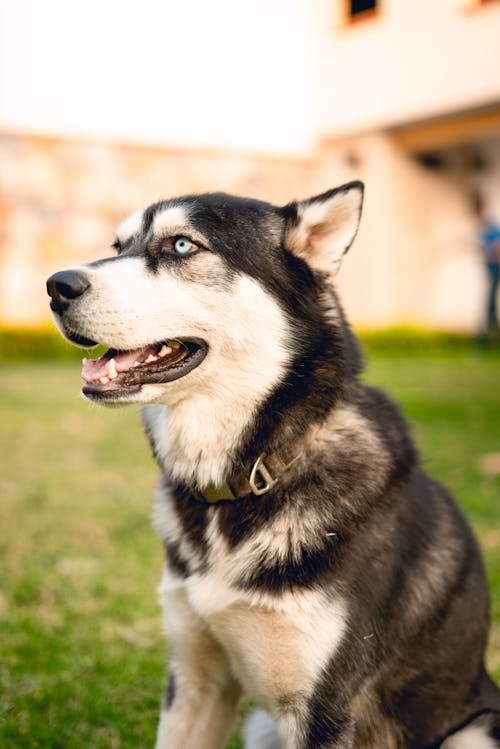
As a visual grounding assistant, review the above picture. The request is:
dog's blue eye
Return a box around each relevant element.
[173,237,195,255]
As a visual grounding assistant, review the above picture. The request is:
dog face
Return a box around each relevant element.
[46,183,363,408]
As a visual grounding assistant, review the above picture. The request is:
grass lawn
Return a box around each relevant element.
[1,346,499,748]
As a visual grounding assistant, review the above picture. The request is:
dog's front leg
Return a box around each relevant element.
[211,599,355,749]
[156,574,242,749]
[155,663,242,749]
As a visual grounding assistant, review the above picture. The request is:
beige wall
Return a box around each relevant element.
[0,131,489,331]
[0,133,314,326]
[318,0,500,136]
[320,134,484,330]
[0,0,316,155]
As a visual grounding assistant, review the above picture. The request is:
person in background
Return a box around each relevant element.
[474,193,500,341]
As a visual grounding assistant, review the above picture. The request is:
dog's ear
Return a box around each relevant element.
[281,181,364,274]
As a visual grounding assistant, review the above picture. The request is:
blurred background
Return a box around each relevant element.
[1,2,500,748]
[1,0,500,330]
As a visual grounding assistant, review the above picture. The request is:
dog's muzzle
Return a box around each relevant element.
[46,267,209,401]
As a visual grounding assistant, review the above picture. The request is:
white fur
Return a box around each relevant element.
[71,253,288,364]
[140,272,292,486]
[115,209,144,243]
[151,484,204,573]
[441,721,497,749]
[156,572,241,749]
[65,255,212,352]
[152,205,190,237]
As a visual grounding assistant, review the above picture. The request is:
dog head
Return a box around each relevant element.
[46,182,363,408]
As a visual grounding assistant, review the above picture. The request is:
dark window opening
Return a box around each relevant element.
[347,0,378,23]
[414,152,445,170]
[350,0,377,17]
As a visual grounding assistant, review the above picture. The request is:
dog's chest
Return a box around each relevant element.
[155,485,349,706]
[189,574,347,709]
[153,472,336,601]
[154,488,283,607]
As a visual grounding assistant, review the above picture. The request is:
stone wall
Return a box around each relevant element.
[0,133,315,326]
[0,130,486,330]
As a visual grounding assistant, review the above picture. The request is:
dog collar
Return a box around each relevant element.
[192,445,303,504]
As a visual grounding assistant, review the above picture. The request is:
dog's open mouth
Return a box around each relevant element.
[81,338,208,398]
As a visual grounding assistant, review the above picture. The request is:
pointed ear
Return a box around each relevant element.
[281,181,364,274]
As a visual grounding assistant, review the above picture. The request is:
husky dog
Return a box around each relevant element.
[47,183,500,748]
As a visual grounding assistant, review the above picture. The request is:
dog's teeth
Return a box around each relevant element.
[146,354,158,363]
[99,376,109,384]
[133,360,140,367]
[108,358,118,379]
[170,340,181,349]
[159,345,172,358]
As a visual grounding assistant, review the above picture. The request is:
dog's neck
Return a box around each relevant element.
[142,288,359,490]
[153,393,257,488]
[143,371,342,493]
[143,356,292,488]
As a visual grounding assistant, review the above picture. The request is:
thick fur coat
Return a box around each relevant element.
[47,183,500,748]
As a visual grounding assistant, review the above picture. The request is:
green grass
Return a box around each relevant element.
[1,347,499,748]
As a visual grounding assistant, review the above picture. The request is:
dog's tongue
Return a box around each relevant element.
[81,344,164,383]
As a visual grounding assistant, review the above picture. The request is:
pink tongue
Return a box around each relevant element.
[81,346,154,383]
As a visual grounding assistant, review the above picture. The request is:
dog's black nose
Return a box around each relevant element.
[46,270,90,313]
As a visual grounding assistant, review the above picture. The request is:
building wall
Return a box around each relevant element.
[4,1,498,155]
[0,133,314,326]
[318,133,484,330]
[0,0,316,155]
[0,131,487,331]
[318,0,500,136]
[0,2,496,331]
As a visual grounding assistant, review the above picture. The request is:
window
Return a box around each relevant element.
[347,0,378,23]
[459,0,500,9]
